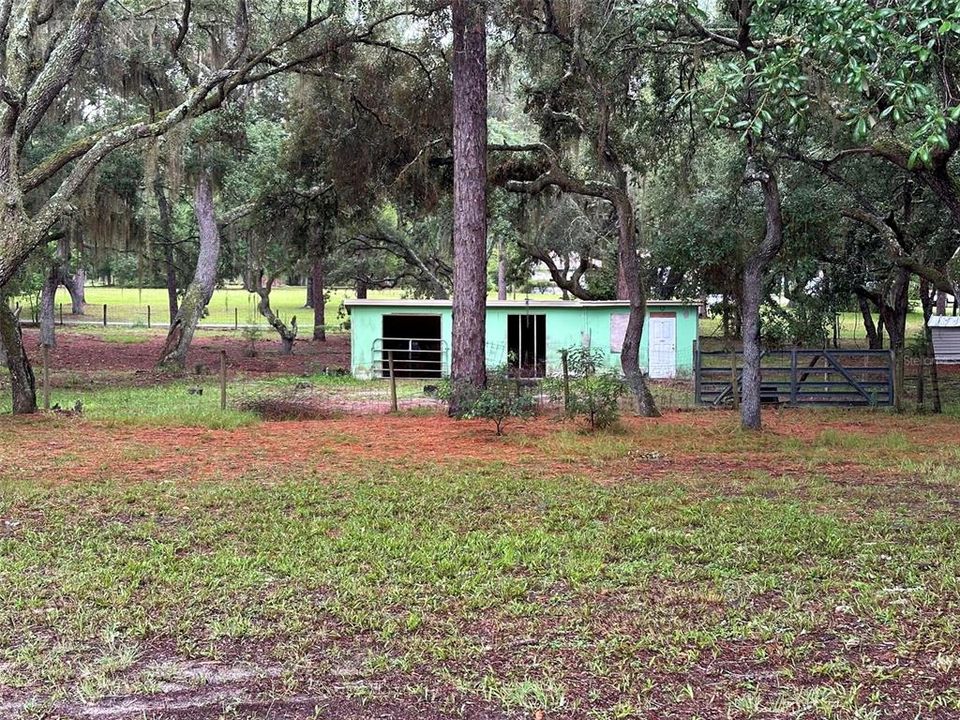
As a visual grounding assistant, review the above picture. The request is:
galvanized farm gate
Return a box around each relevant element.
[694,346,895,407]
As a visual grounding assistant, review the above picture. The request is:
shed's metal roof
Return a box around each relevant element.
[928,315,960,328]
[344,298,698,309]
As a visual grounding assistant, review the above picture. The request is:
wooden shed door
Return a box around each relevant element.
[648,313,676,379]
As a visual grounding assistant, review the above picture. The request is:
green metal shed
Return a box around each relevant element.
[344,299,700,380]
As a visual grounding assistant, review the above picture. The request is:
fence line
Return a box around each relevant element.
[695,345,896,407]
[11,301,339,333]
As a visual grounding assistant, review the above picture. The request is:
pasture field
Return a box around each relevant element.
[17,284,933,348]
[1,330,959,719]
[27,286,567,331]
[21,285,931,340]
[39,285,369,331]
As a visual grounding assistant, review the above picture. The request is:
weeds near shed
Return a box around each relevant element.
[441,366,536,435]
[551,347,624,430]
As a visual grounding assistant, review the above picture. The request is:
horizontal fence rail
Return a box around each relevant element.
[372,337,450,379]
[695,346,895,407]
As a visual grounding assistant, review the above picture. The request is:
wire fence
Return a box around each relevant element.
[10,299,340,334]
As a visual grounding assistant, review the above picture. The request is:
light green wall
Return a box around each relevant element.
[348,302,698,379]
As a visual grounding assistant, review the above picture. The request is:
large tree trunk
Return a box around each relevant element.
[919,277,942,413]
[857,294,883,349]
[65,268,85,315]
[877,268,910,413]
[740,160,785,431]
[449,0,488,409]
[0,300,37,415]
[248,275,298,354]
[157,176,219,370]
[155,175,179,324]
[616,261,629,301]
[613,194,658,417]
[39,236,84,347]
[312,260,326,341]
[39,268,58,348]
[936,290,947,316]
[740,260,765,430]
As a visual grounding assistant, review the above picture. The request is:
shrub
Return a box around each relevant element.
[241,324,262,357]
[554,347,625,430]
[440,366,536,436]
[237,397,326,421]
[761,303,831,348]
[112,254,142,289]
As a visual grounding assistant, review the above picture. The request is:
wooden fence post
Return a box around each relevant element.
[692,341,699,405]
[147,305,151,328]
[893,347,905,413]
[561,349,570,411]
[234,307,239,331]
[220,350,227,411]
[730,349,739,411]
[789,349,798,406]
[388,350,398,412]
[59,303,63,326]
[916,352,925,412]
[41,345,50,411]
[102,304,107,327]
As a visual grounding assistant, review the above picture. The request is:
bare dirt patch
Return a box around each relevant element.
[18,329,350,386]
[2,410,954,490]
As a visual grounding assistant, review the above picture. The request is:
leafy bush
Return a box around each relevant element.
[112,254,142,289]
[241,324,262,357]
[440,366,536,436]
[553,347,625,430]
[761,303,831,348]
[907,330,931,359]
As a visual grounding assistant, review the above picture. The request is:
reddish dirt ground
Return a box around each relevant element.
[3,329,957,489]
[19,328,350,381]
[2,409,954,487]
[2,379,959,719]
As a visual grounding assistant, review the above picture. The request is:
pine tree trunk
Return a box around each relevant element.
[312,260,326,341]
[450,0,488,409]
[158,175,219,370]
[356,279,368,299]
[0,300,37,414]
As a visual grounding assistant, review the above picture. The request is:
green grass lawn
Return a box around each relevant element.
[26,285,926,350]
[40,285,364,330]
[63,291,932,356]
[698,310,930,346]
[1,407,959,718]
[25,285,567,331]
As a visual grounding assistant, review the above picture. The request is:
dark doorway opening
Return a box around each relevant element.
[507,314,546,377]
[382,315,443,378]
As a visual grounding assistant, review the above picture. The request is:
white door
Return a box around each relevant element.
[648,315,676,379]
